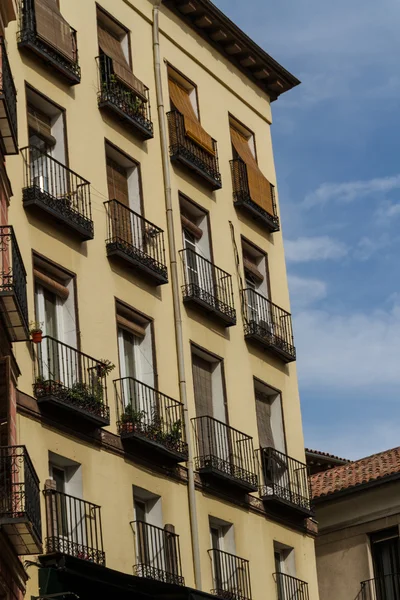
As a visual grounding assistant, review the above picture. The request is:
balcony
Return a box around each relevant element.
[0,226,29,342]
[256,448,312,517]
[274,573,309,600]
[180,249,236,327]
[357,574,400,600]
[0,446,42,555]
[0,38,17,155]
[44,488,105,565]
[209,549,252,600]
[132,520,184,586]
[192,416,258,492]
[167,110,222,190]
[97,55,153,140]
[33,336,110,427]
[242,289,296,363]
[230,159,279,233]
[21,146,94,241]
[115,377,188,463]
[105,200,168,285]
[17,0,80,85]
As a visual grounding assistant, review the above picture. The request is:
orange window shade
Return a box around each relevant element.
[230,127,274,216]
[34,268,69,300]
[106,158,129,206]
[34,0,75,62]
[168,78,215,156]
[98,25,147,101]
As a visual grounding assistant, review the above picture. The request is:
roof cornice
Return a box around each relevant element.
[162,0,300,101]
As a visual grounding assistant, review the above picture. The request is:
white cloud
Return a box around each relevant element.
[293,302,400,390]
[285,236,348,263]
[353,235,391,261]
[375,201,400,222]
[304,175,400,208]
[288,275,327,310]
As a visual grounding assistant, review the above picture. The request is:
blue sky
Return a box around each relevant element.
[214,0,400,460]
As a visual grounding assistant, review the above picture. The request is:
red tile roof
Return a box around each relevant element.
[311,446,400,500]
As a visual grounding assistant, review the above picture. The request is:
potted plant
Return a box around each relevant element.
[29,321,43,344]
[120,403,146,434]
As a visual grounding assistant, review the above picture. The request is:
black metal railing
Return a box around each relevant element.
[274,573,309,600]
[209,548,252,600]
[133,520,184,586]
[230,158,279,232]
[105,199,168,283]
[180,248,236,325]
[115,377,188,459]
[97,54,153,139]
[242,289,296,361]
[0,226,29,340]
[192,416,258,490]
[44,488,105,565]
[167,110,222,189]
[0,446,42,550]
[358,574,400,600]
[34,336,110,424]
[21,146,93,239]
[0,37,18,154]
[18,0,80,84]
[256,448,311,513]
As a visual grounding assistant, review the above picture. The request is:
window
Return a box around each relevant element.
[242,239,269,297]
[209,516,235,554]
[180,194,212,290]
[48,452,82,539]
[191,346,225,422]
[230,116,274,216]
[34,255,77,347]
[27,86,66,165]
[254,380,285,453]
[105,143,142,215]
[370,527,400,597]
[274,541,295,576]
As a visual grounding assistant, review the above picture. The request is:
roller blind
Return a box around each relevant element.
[255,391,275,449]
[180,213,203,240]
[243,256,264,282]
[33,0,75,61]
[230,126,274,216]
[192,354,213,417]
[34,268,69,300]
[106,157,129,206]
[168,78,215,156]
[116,314,146,338]
[98,25,147,101]
[27,105,57,147]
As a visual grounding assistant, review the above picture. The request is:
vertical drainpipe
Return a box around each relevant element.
[152,1,202,590]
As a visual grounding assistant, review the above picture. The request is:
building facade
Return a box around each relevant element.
[311,447,400,600]
[0,0,319,599]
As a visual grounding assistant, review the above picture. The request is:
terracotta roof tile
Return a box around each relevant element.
[306,448,350,463]
[311,446,400,500]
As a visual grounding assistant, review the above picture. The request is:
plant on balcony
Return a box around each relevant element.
[29,321,43,344]
[34,375,62,397]
[120,402,146,432]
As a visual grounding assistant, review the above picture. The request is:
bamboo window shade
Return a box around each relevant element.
[34,268,69,300]
[106,157,129,206]
[243,256,264,282]
[192,354,213,417]
[33,0,75,61]
[168,78,215,156]
[180,213,203,240]
[116,314,146,338]
[230,126,274,216]
[255,391,275,449]
[97,25,147,101]
[27,105,56,146]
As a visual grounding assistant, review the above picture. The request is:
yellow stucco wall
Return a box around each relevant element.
[4,0,318,598]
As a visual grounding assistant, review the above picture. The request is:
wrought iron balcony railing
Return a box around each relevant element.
[105,199,168,285]
[357,574,400,600]
[180,248,236,327]
[256,448,312,516]
[192,416,258,492]
[115,377,188,462]
[21,146,93,240]
[132,520,185,586]
[274,573,309,600]
[17,0,80,85]
[242,289,296,363]
[33,336,110,427]
[0,38,18,155]
[230,158,279,233]
[0,226,29,342]
[0,445,42,555]
[44,488,105,565]
[209,548,252,600]
[97,55,153,140]
[167,110,222,190]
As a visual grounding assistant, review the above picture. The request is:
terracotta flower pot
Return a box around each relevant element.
[31,330,43,344]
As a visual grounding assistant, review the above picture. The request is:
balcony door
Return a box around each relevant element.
[371,529,400,600]
[182,214,214,300]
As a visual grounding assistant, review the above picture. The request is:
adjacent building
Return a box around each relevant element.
[311,447,400,600]
[0,0,320,599]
